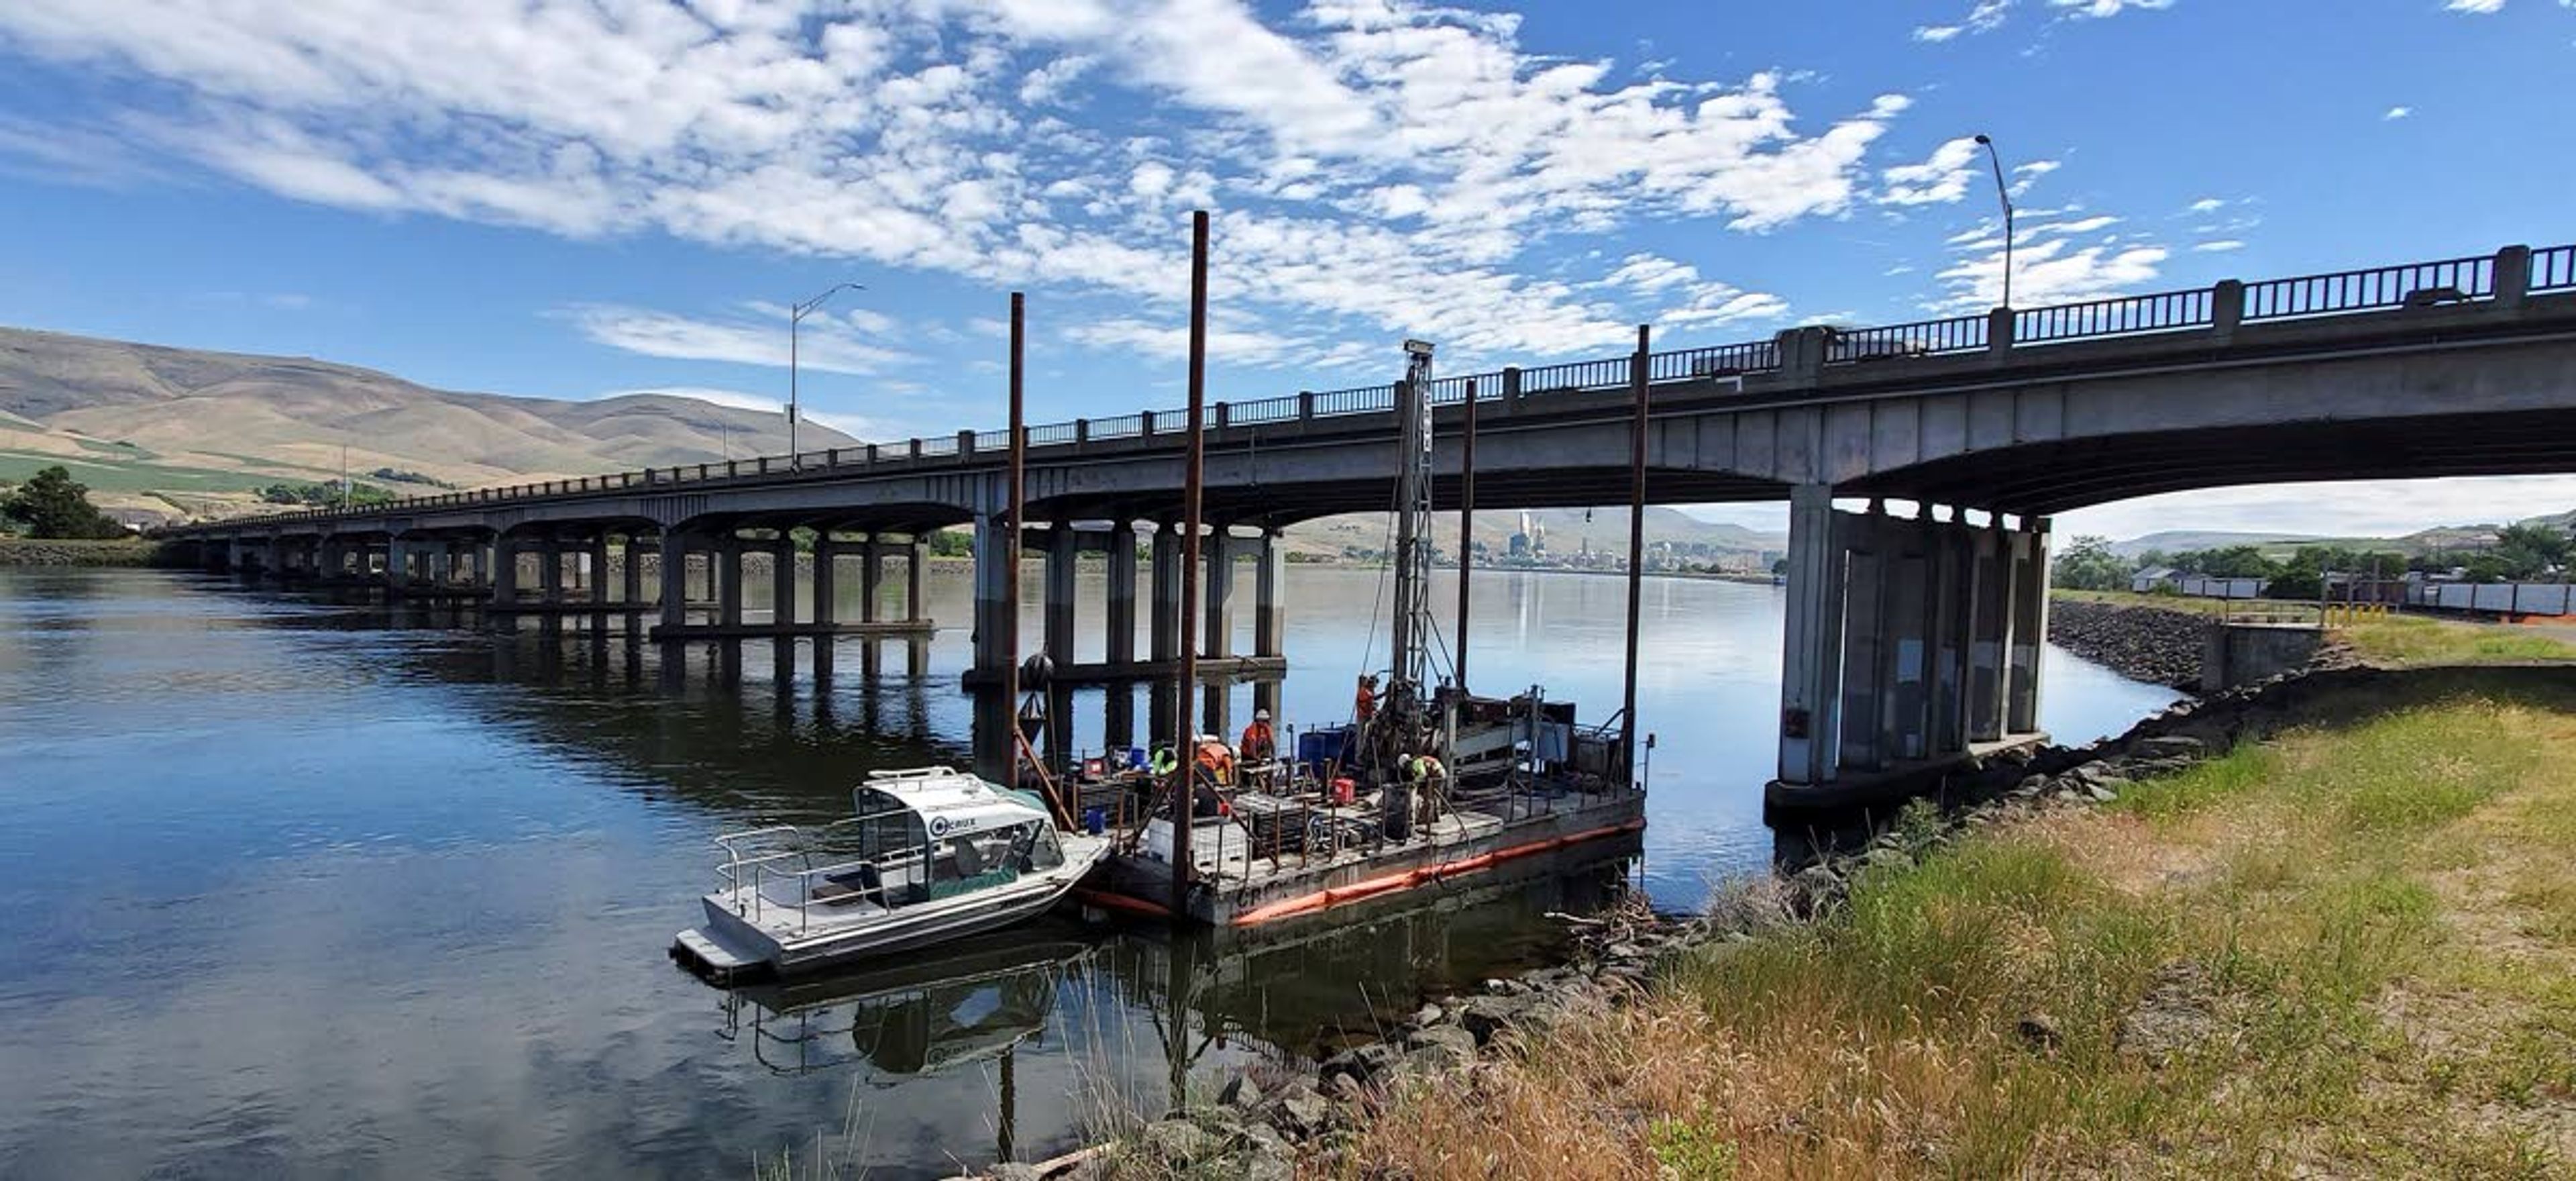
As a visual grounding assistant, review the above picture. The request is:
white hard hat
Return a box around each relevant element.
[1254,708,1271,721]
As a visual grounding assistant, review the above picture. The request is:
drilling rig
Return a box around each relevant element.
[1366,340,1447,805]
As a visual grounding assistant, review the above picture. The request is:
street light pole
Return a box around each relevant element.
[1974,134,2015,310]
[788,281,866,466]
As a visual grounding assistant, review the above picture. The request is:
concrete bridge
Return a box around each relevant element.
[164,242,2576,804]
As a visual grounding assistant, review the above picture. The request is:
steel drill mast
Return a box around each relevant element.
[1379,340,1440,767]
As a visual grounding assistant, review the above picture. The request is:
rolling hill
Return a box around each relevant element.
[0,325,858,523]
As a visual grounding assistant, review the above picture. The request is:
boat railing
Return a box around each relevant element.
[756,856,884,935]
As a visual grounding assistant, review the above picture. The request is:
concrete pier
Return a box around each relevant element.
[960,518,1285,688]
[1203,527,1234,661]
[1772,489,2051,814]
[1044,525,1078,667]
[1108,522,1139,665]
[1150,525,1181,664]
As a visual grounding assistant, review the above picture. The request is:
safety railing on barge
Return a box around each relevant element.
[183,241,2573,533]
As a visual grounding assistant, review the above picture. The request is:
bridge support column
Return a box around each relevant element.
[1044,525,1077,668]
[1106,522,1138,666]
[1967,521,2009,743]
[1150,524,1181,662]
[769,533,796,625]
[2006,519,2051,734]
[971,514,1014,682]
[716,533,743,628]
[1203,527,1234,660]
[620,533,643,605]
[588,535,610,603]
[1929,513,1970,755]
[1835,505,1890,774]
[904,538,926,623]
[1881,516,1933,764]
[384,536,412,596]
[1254,527,1286,660]
[537,535,563,605]
[1776,484,1844,786]
[492,536,521,607]
[859,538,882,623]
[657,530,692,635]
[813,533,837,627]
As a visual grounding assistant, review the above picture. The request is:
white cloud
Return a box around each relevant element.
[1933,192,2170,311]
[563,303,913,374]
[1061,316,1307,366]
[2186,197,2226,213]
[1913,1,2012,41]
[0,0,1911,362]
[2383,105,2414,120]
[2444,0,2506,12]
[2049,0,2174,16]
[2192,239,2246,252]
[2006,158,2059,197]
[1877,136,1984,206]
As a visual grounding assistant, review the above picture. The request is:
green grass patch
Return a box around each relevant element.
[0,450,280,493]
[2116,742,2274,821]
[2337,613,2576,666]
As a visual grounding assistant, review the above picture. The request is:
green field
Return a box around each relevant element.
[0,450,280,494]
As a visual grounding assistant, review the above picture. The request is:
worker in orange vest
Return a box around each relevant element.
[1354,674,1378,727]
[1239,708,1277,763]
[1193,735,1235,788]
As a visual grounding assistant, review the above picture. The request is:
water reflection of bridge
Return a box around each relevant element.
[223,578,1291,823]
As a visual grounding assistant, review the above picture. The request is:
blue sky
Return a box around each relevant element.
[0,0,2570,540]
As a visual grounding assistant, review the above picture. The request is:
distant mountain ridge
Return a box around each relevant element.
[2114,513,2576,562]
[0,325,857,523]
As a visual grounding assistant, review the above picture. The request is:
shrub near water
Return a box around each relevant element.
[1342,694,2576,1178]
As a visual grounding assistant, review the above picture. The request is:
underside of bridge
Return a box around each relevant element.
[1853,407,2576,515]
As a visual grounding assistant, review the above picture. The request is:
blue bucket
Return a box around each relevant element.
[1083,807,1107,836]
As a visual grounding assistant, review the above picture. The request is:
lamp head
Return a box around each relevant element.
[1974,134,1992,146]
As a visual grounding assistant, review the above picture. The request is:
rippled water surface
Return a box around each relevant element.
[0,566,2177,1178]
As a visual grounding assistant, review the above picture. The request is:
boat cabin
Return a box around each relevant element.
[808,768,1069,910]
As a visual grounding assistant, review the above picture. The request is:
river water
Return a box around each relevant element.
[0,565,2176,1178]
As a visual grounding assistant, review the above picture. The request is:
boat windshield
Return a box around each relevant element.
[849,792,929,863]
[1016,823,1066,872]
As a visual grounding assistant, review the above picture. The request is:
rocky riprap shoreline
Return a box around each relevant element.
[983,661,2510,1180]
[2048,597,2210,689]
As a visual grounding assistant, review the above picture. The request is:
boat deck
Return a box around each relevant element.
[1091,785,1645,926]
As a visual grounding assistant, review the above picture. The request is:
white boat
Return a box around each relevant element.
[673,767,1110,980]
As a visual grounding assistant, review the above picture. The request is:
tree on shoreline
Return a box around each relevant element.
[2,466,129,539]
[2051,535,2131,590]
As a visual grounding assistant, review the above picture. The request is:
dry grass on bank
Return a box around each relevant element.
[1341,683,2576,1178]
